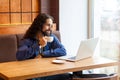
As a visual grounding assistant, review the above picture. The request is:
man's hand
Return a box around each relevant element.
[39,37,47,47]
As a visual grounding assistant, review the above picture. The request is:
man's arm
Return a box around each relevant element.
[41,35,67,57]
[16,39,39,60]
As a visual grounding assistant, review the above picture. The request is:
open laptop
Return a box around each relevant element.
[57,38,99,62]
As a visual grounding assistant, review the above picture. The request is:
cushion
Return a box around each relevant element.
[0,34,17,62]
[53,31,61,42]
[16,34,24,47]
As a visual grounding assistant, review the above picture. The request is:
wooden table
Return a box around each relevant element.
[0,57,119,80]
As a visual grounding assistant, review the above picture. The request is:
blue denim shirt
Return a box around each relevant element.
[16,34,67,60]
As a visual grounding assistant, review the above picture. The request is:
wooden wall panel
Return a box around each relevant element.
[0,0,39,24]
[10,0,21,12]
[0,14,10,24]
[0,24,30,34]
[32,13,39,21]
[0,0,58,29]
[41,0,50,14]
[0,23,56,35]
[41,0,59,30]
[11,13,21,23]
[0,0,9,12]
[22,0,31,12]
[32,0,40,12]
[50,0,59,30]
[22,13,31,23]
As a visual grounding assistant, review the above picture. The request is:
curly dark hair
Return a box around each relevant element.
[23,13,54,39]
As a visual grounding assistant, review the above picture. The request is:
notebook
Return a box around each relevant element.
[57,38,99,62]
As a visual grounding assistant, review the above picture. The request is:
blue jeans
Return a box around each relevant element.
[32,73,72,80]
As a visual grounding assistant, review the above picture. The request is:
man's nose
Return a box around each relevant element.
[49,26,52,30]
[47,27,51,31]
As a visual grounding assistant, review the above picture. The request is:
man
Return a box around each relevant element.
[16,13,72,80]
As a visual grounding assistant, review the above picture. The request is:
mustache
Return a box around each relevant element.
[45,29,51,32]
[42,30,52,36]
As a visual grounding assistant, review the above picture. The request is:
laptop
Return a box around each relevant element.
[57,38,99,62]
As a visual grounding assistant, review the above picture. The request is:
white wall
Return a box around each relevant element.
[59,0,88,55]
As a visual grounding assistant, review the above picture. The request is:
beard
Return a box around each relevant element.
[42,30,52,36]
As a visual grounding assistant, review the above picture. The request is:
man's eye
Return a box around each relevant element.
[48,24,53,27]
[48,24,51,26]
[45,24,53,27]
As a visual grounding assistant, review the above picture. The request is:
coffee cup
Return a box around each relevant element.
[45,36,54,42]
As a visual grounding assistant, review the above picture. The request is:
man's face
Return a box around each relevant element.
[42,18,53,36]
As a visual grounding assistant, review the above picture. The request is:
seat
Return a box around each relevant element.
[72,73,118,80]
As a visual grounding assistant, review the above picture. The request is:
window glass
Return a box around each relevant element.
[93,0,120,74]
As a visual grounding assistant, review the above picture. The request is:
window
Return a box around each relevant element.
[92,0,120,75]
